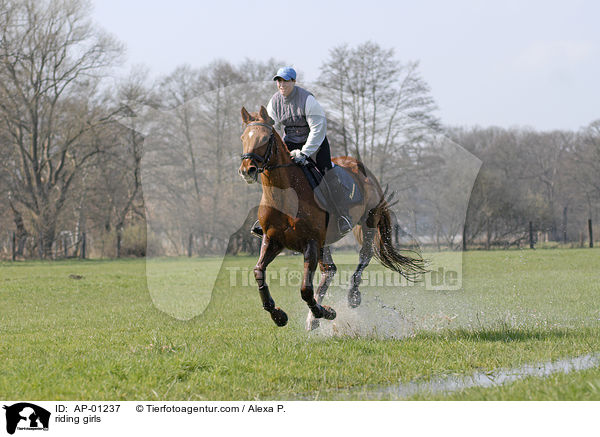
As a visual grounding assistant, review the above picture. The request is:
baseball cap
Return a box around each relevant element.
[273,66,297,81]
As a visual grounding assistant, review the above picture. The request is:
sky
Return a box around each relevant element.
[91,0,599,131]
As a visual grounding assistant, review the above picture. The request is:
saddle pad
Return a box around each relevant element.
[299,162,363,210]
[333,165,363,205]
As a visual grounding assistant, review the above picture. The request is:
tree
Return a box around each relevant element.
[450,127,536,248]
[317,41,440,184]
[522,130,572,241]
[141,59,283,256]
[0,0,123,257]
[573,121,600,213]
[92,68,153,257]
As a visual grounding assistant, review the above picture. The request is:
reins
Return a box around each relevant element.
[240,122,295,174]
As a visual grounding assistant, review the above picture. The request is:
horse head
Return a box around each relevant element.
[238,106,276,183]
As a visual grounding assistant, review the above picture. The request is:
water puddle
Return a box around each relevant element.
[301,353,600,400]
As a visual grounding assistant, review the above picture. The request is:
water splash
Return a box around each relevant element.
[309,295,415,339]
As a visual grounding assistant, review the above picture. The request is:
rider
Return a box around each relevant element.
[251,66,352,237]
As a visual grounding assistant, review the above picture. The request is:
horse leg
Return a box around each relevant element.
[348,225,375,308]
[254,236,287,326]
[306,246,337,331]
[301,240,336,322]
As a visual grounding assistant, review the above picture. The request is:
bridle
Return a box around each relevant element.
[240,122,294,174]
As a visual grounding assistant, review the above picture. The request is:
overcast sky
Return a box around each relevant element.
[91,0,599,131]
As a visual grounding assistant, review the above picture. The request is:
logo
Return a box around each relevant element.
[3,403,50,435]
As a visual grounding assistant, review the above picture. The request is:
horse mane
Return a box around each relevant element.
[271,128,290,154]
[248,110,290,155]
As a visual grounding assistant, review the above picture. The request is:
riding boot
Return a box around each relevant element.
[322,170,353,236]
[250,220,263,239]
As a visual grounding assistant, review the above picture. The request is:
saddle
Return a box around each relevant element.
[299,161,363,213]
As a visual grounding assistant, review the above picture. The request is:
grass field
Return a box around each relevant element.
[1,249,599,400]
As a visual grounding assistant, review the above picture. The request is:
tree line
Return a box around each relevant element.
[0,0,598,259]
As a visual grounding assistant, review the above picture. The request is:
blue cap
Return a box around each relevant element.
[273,66,296,81]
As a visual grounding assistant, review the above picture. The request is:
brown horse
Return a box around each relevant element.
[239,106,424,330]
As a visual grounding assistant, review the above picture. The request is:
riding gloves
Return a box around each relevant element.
[290,149,308,166]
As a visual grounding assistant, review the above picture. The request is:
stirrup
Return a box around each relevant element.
[250,220,263,239]
[337,216,353,236]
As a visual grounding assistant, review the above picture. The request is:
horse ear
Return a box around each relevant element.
[259,106,274,126]
[241,107,251,124]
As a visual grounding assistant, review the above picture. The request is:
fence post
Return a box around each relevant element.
[589,219,594,248]
[562,206,568,244]
[116,229,122,258]
[12,231,16,261]
[529,221,535,249]
[80,232,86,259]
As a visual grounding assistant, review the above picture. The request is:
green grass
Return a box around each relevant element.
[1,249,599,400]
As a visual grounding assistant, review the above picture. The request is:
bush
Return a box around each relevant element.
[121,225,147,257]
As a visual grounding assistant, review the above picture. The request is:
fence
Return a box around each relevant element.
[1,218,597,260]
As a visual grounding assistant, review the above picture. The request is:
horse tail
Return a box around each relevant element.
[372,196,426,280]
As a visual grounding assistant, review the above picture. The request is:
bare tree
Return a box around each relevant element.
[141,60,280,256]
[522,130,572,240]
[317,41,440,183]
[79,68,153,257]
[0,0,123,257]
[573,121,600,204]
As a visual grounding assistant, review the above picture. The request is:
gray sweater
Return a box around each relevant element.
[267,86,327,158]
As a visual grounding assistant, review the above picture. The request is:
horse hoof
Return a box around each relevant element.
[270,307,288,327]
[310,305,323,319]
[321,305,337,320]
[348,289,361,308]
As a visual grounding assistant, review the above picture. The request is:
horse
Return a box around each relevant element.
[238,106,424,330]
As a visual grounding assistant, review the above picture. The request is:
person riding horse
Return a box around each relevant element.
[239,104,425,329]
[251,66,353,238]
